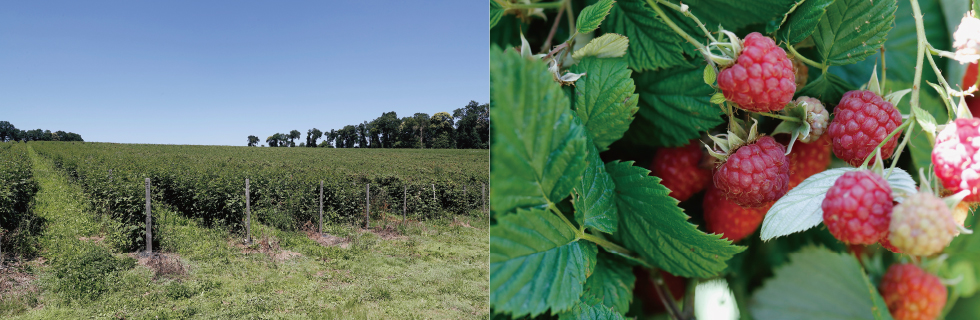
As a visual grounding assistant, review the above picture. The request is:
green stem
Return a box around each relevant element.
[548,203,578,235]
[565,0,575,39]
[645,0,707,52]
[786,44,823,69]
[860,120,911,168]
[928,46,958,60]
[508,2,565,10]
[580,233,633,255]
[926,45,956,93]
[656,0,717,43]
[755,112,802,123]
[887,120,915,178]
[909,0,927,113]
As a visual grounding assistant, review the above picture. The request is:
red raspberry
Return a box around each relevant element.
[713,136,790,207]
[651,140,712,202]
[932,118,980,202]
[879,263,947,320]
[821,170,893,245]
[778,134,831,190]
[717,32,796,112]
[888,192,957,256]
[828,90,904,166]
[703,184,770,242]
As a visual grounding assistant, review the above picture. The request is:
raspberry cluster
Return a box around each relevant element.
[713,136,790,208]
[879,263,947,320]
[821,170,893,245]
[703,184,770,242]
[717,32,796,112]
[651,141,712,202]
[932,118,980,202]
[828,90,903,166]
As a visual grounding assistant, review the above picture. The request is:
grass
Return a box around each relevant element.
[1,147,489,319]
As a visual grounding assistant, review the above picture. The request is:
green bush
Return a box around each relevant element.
[48,244,135,302]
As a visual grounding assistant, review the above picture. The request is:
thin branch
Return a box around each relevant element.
[540,1,566,53]
[651,271,684,320]
[786,44,823,69]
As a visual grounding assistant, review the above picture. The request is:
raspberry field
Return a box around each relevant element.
[0,142,489,318]
[490,0,980,319]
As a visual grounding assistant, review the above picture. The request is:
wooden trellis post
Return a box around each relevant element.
[365,184,370,228]
[246,178,252,245]
[145,178,152,255]
[319,180,324,235]
[432,184,436,202]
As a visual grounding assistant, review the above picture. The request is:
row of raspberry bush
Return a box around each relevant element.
[0,142,40,259]
[32,142,488,251]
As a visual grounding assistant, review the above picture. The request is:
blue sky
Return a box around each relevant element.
[0,1,488,146]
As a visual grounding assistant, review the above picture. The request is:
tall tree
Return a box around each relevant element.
[429,112,455,149]
[306,128,322,147]
[266,135,279,147]
[247,135,259,146]
[288,130,300,147]
[327,129,337,147]
[0,121,16,142]
[372,111,400,148]
[453,101,490,149]
[412,113,431,148]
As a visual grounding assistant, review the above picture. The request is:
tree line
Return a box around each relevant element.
[0,121,84,142]
[248,100,489,149]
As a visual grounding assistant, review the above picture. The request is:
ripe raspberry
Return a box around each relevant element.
[713,136,790,207]
[821,170,893,245]
[794,96,829,143]
[879,263,947,320]
[703,184,770,242]
[717,32,796,112]
[827,90,904,166]
[888,192,957,256]
[932,118,980,202]
[779,133,831,190]
[651,140,712,202]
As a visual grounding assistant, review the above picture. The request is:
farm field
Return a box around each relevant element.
[0,142,489,319]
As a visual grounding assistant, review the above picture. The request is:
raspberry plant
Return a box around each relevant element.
[491,0,980,319]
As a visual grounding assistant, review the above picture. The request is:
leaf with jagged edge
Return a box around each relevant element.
[490,46,589,215]
[577,0,616,34]
[490,0,505,29]
[604,0,694,71]
[797,72,855,106]
[570,57,639,152]
[572,140,619,234]
[572,34,630,60]
[777,0,836,45]
[582,252,635,313]
[750,247,895,320]
[491,207,599,317]
[606,161,745,278]
[557,294,627,320]
[625,64,724,147]
[812,0,897,65]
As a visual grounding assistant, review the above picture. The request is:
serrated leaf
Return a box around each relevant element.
[778,0,836,44]
[606,161,744,278]
[490,47,590,214]
[761,167,917,240]
[750,247,894,320]
[572,141,619,234]
[577,0,616,34]
[812,0,897,65]
[604,0,694,71]
[490,0,505,29]
[912,104,938,138]
[582,253,635,313]
[683,0,798,31]
[490,207,599,317]
[557,294,627,320]
[796,72,854,106]
[703,64,716,85]
[710,92,726,105]
[570,57,639,151]
[572,33,630,60]
[625,64,724,147]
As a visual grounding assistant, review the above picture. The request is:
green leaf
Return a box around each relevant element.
[812,0,897,65]
[760,168,917,241]
[606,161,744,278]
[570,57,639,152]
[796,72,854,106]
[777,0,836,45]
[490,207,599,317]
[625,64,724,147]
[572,33,630,60]
[582,253,635,313]
[572,141,619,234]
[684,0,798,31]
[750,247,895,320]
[577,0,616,34]
[490,46,590,214]
[557,294,627,320]
[604,0,693,72]
[490,0,505,29]
[829,0,948,90]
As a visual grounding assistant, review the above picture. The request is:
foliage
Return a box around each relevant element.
[0,143,41,259]
[0,121,83,142]
[490,0,977,318]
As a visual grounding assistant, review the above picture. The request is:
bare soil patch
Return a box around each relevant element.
[0,260,39,298]
[301,221,351,248]
[361,224,405,240]
[232,234,304,261]
[131,253,187,279]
